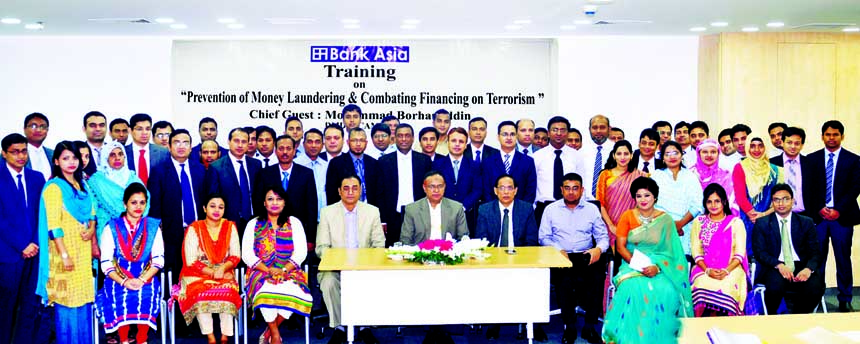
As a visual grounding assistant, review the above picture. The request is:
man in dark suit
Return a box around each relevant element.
[22,112,53,180]
[803,120,860,311]
[124,113,170,186]
[379,123,432,246]
[463,117,499,163]
[190,117,229,164]
[631,128,665,173]
[476,174,538,248]
[325,128,382,208]
[753,183,825,314]
[0,133,50,344]
[434,127,482,235]
[769,127,811,215]
[481,120,537,204]
[253,135,319,242]
[82,111,107,176]
[204,128,262,235]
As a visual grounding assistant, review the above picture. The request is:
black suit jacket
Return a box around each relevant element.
[433,155,482,211]
[204,156,262,223]
[325,153,383,208]
[84,145,99,176]
[631,150,665,171]
[804,148,860,226]
[0,166,45,263]
[474,200,538,247]
[378,150,432,224]
[464,144,500,163]
[148,159,205,271]
[189,143,228,165]
[753,213,821,275]
[125,143,170,173]
[769,154,815,218]
[480,150,537,203]
[253,163,319,242]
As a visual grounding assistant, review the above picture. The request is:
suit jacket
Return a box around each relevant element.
[0,166,46,263]
[480,150,537,204]
[325,153,383,208]
[147,159,205,270]
[399,197,469,245]
[753,213,821,275]
[463,144,500,164]
[23,145,53,171]
[315,201,386,258]
[189,143,228,165]
[770,154,815,218]
[631,150,666,171]
[804,148,860,226]
[204,155,262,223]
[474,200,539,247]
[378,150,432,224]
[253,163,319,243]
[125,143,170,173]
[433,155,482,211]
[85,146,98,176]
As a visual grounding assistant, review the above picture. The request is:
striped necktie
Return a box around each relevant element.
[825,152,834,205]
[503,154,511,174]
[592,146,603,196]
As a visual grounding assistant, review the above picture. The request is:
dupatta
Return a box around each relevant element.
[245,219,311,317]
[689,215,748,281]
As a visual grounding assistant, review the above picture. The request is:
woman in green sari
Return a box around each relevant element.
[603,177,692,344]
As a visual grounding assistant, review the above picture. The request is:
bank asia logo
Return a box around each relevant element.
[310,46,410,63]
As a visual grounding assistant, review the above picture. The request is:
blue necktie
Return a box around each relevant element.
[453,160,460,183]
[503,154,511,174]
[354,158,366,201]
[282,171,290,192]
[475,150,481,164]
[238,160,251,218]
[825,152,835,205]
[16,174,25,204]
[592,146,603,196]
[179,164,195,226]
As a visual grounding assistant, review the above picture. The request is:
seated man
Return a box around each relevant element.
[753,183,824,315]
[400,170,469,245]
[539,173,608,344]
[316,175,386,344]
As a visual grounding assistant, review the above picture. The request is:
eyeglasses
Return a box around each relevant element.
[156,133,171,139]
[372,134,389,140]
[426,184,445,191]
[772,197,792,204]
[664,151,682,157]
[172,141,191,147]
[27,124,48,130]
[496,186,515,192]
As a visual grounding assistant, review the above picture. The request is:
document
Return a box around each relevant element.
[629,249,653,272]
[706,327,761,344]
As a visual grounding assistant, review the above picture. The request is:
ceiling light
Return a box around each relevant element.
[742,26,759,32]
[844,27,860,32]
[400,24,417,30]
[24,22,44,30]
[265,17,317,25]
[586,0,613,4]
[504,24,522,30]
[343,24,360,29]
[710,21,729,27]
[1,18,22,25]
[766,21,785,28]
[583,5,598,12]
[402,19,420,25]
[227,23,244,29]
[341,18,360,25]
[154,17,174,24]
[513,19,532,25]
[217,18,236,24]
[170,23,187,29]
[560,25,576,30]
[573,19,592,25]
[690,27,707,32]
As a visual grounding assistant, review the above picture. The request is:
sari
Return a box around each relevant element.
[732,145,784,254]
[690,215,748,316]
[243,218,312,321]
[597,169,646,240]
[691,139,738,215]
[88,141,149,238]
[603,211,692,344]
[175,219,242,325]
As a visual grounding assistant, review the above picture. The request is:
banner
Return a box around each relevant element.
[171,39,556,145]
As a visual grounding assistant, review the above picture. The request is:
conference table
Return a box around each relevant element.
[318,246,572,344]
[679,312,860,343]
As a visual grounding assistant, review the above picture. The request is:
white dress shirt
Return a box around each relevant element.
[581,140,612,198]
[637,155,657,172]
[470,143,485,161]
[824,147,841,208]
[27,143,51,180]
[396,150,415,212]
[132,143,150,172]
[720,152,742,171]
[88,141,104,167]
[516,143,534,157]
[776,213,800,262]
[171,158,197,226]
[682,145,697,168]
[279,163,294,185]
[253,151,276,168]
[7,163,27,203]
[229,154,251,187]
[533,144,585,203]
[366,145,395,160]
[295,153,328,219]
[498,202,514,247]
[428,200,442,240]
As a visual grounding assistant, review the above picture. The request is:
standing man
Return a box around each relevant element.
[316,175,385,344]
[539,173,608,344]
[805,120,860,312]
[342,104,362,133]
[243,126,258,159]
[686,121,709,167]
[379,124,432,246]
[432,109,451,155]
[125,113,169,186]
[464,117,499,163]
[418,127,442,162]
[295,129,329,223]
[608,128,624,143]
[566,129,583,151]
[381,115,400,147]
[400,171,469,245]
[322,124,345,161]
[284,116,304,158]
[190,117,228,163]
[515,118,537,157]
[533,127,549,150]
[0,133,49,344]
[151,120,174,148]
[109,118,130,145]
[23,112,53,180]
[631,129,664,173]
[481,121,537,204]
[768,122,787,159]
[366,123,394,159]
[731,123,752,159]
[83,111,108,176]
[326,128,382,207]
[532,116,585,226]
[204,128,262,235]
[651,121,673,149]
[253,126,277,168]
[770,127,809,215]
[674,121,693,162]
[718,128,740,171]
[582,114,613,198]
[434,127,482,235]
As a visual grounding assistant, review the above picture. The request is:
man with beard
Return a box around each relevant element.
[83,111,107,176]
[190,117,228,163]
[582,114,612,198]
[325,128,382,208]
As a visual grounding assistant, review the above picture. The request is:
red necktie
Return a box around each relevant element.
[138,149,148,185]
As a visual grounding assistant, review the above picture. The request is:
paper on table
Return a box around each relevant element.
[629,249,653,272]
[796,326,856,343]
[837,331,860,342]
[706,327,761,344]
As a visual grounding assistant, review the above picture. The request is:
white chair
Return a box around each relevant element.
[240,265,312,344]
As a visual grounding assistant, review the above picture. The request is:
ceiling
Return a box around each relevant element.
[1,0,859,36]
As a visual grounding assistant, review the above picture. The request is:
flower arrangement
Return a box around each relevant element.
[386,234,490,265]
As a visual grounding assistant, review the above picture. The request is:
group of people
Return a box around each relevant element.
[0,105,857,344]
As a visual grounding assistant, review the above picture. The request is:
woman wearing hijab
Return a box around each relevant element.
[88,141,148,240]
[732,137,784,254]
[691,138,738,215]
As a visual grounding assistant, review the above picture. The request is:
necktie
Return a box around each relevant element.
[354,158,366,201]
[238,160,251,218]
[475,150,481,164]
[264,157,270,167]
[501,208,510,247]
[453,159,460,183]
[503,154,511,174]
[523,148,529,156]
[16,174,25,204]
[786,159,798,207]
[825,152,835,205]
[553,150,563,200]
[179,164,195,226]
[643,161,650,173]
[592,146,603,196]
[780,218,794,273]
[282,171,290,192]
[138,149,148,185]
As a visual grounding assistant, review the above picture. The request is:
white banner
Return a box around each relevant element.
[171,39,556,145]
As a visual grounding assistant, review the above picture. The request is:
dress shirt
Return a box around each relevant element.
[88,142,104,166]
[651,168,704,255]
[228,154,251,187]
[366,145,395,160]
[132,143,150,171]
[682,145,697,168]
[253,152,276,168]
[279,163,294,183]
[768,148,783,159]
[516,143,534,157]
[27,143,51,180]
[428,200,442,240]
[470,143,485,161]
[99,219,165,274]
[395,150,415,212]
[7,163,27,203]
[824,147,841,208]
[326,151,341,161]
[637,155,656,172]
[295,153,328,220]
[533,144,585,203]
[719,152,742,171]
[538,199,609,253]
[783,153,805,212]
[450,156,463,182]
[498,202,514,247]
[776,213,800,263]
[344,204,359,249]
[581,140,612,199]
[171,158,197,226]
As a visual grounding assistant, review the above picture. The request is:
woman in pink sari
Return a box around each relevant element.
[690,183,748,316]
[596,140,646,245]
[691,138,738,215]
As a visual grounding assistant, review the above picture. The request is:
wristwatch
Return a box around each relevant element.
[61,252,69,259]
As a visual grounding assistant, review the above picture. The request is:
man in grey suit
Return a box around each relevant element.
[316,174,385,344]
[125,113,169,186]
[400,170,469,245]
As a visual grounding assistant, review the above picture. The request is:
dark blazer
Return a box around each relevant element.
[753,213,821,275]
[378,150,432,223]
[631,150,666,171]
[23,146,53,171]
[433,155,482,211]
[148,159,205,271]
[804,148,860,226]
[480,150,537,204]
[253,163,319,242]
[770,154,815,218]
[204,155,262,222]
[189,143,228,165]
[84,146,98,176]
[0,166,46,263]
[474,199,539,247]
[125,143,170,173]
[325,153,383,208]
[463,144,500,163]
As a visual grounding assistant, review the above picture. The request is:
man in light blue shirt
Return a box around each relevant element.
[295,128,328,220]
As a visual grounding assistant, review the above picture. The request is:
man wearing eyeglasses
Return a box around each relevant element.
[22,112,53,180]
[151,120,174,148]
[124,113,169,186]
[325,128,382,208]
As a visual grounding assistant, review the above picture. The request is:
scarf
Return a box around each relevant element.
[739,138,775,199]
[97,141,133,186]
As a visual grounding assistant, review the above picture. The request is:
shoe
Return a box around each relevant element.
[581,326,603,344]
[534,324,548,342]
[328,329,347,344]
[561,328,577,344]
[358,328,379,344]
[839,301,854,312]
[485,325,500,340]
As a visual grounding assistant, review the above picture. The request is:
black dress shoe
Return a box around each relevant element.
[581,326,603,344]
[839,301,854,312]
[358,328,379,344]
[534,324,548,342]
[485,325,500,340]
[561,328,577,344]
[328,329,346,344]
